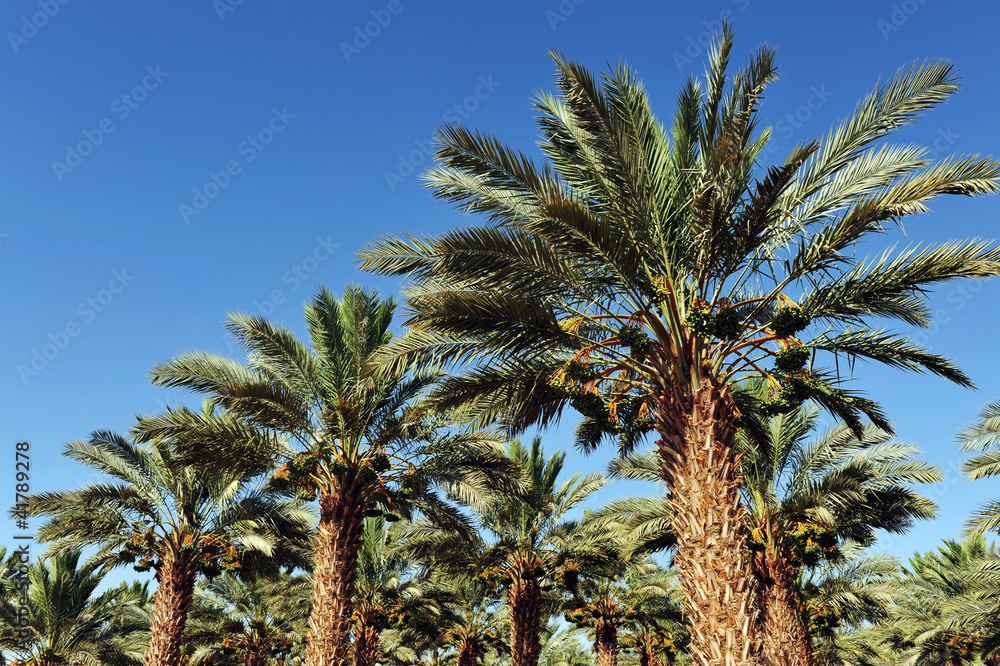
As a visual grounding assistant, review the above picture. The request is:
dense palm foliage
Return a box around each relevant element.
[0,550,150,666]
[740,395,940,665]
[398,438,608,666]
[9,25,1000,666]
[16,422,313,666]
[360,24,1000,665]
[148,285,517,666]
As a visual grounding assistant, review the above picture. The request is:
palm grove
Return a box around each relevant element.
[9,26,1000,666]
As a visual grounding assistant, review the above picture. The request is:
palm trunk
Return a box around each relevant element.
[304,484,366,666]
[753,551,811,666]
[353,624,380,666]
[246,649,267,666]
[638,634,662,666]
[457,640,481,666]
[142,556,197,666]
[509,551,543,666]
[245,626,268,666]
[654,381,758,666]
[594,619,619,666]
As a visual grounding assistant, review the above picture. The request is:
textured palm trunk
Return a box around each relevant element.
[638,635,663,666]
[594,619,619,666]
[304,484,366,666]
[753,551,811,666]
[353,624,380,666]
[509,552,543,666]
[142,556,197,666]
[457,640,481,666]
[654,381,758,666]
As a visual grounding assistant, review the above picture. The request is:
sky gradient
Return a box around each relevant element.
[4,0,1000,568]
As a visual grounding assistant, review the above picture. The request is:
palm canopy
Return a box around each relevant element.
[16,426,312,578]
[0,549,150,666]
[739,390,941,557]
[147,285,516,534]
[358,26,1000,444]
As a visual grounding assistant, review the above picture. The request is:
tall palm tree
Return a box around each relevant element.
[17,422,313,666]
[0,550,150,666]
[399,437,608,666]
[148,285,517,666]
[358,24,1000,665]
[739,395,940,666]
[183,571,312,666]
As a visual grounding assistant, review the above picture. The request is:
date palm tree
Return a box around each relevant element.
[740,393,940,666]
[359,23,1000,663]
[183,571,312,666]
[17,420,313,666]
[398,437,608,666]
[0,549,150,666]
[148,285,517,666]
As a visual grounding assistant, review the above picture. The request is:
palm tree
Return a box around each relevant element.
[17,422,313,666]
[352,516,444,666]
[183,571,311,666]
[358,24,1000,665]
[399,437,608,666]
[149,285,516,666]
[739,395,940,666]
[0,549,150,666]
[563,559,682,666]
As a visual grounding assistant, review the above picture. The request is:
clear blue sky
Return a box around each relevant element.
[3,0,1000,570]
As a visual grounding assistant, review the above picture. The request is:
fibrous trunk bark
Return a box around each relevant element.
[594,620,619,666]
[353,624,380,666]
[142,556,197,666]
[245,648,267,666]
[457,641,481,666]
[304,484,366,666]
[753,551,811,666]
[509,552,543,666]
[654,381,757,666]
